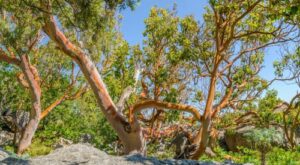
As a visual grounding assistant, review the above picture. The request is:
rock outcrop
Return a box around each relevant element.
[53,137,73,149]
[0,148,8,161]
[0,130,14,146]
[0,144,242,165]
[1,109,30,133]
[224,126,256,151]
[225,123,291,151]
[0,109,30,146]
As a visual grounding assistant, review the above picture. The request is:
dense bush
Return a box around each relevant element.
[200,146,300,165]
[33,92,118,155]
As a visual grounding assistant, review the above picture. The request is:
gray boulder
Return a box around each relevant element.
[224,126,256,151]
[295,126,300,145]
[1,109,30,133]
[0,147,9,161]
[0,144,243,165]
[0,130,14,146]
[53,137,73,149]
[79,133,93,143]
[224,125,286,151]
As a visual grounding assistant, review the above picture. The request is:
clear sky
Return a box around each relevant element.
[119,0,298,102]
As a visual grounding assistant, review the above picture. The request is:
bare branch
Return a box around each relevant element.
[116,66,142,112]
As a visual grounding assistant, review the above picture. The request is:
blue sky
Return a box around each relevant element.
[119,0,298,102]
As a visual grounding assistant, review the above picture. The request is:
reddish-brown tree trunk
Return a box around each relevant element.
[190,68,218,159]
[17,55,41,155]
[190,117,212,159]
[43,14,145,154]
[74,52,145,154]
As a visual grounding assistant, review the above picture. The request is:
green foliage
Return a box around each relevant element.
[268,148,300,165]
[266,0,300,25]
[3,145,15,153]
[201,146,260,164]
[243,128,283,165]
[36,92,118,154]
[0,0,42,56]
[103,40,137,103]
[238,90,283,128]
[0,64,30,111]
[273,47,300,83]
[27,139,52,157]
[200,146,300,165]
[140,7,199,123]
[0,0,300,162]
[257,90,282,126]
[244,128,284,151]
[147,139,174,159]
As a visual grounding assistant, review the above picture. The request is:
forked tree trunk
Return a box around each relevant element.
[74,52,145,154]
[43,14,145,154]
[17,55,41,155]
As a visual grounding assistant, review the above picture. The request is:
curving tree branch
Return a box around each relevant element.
[129,100,202,123]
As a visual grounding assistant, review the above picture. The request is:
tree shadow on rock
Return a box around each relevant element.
[0,157,29,165]
[125,153,219,165]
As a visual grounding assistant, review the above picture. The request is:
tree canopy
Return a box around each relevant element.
[0,0,300,164]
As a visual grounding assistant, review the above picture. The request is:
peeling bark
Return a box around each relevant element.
[129,100,203,123]
[42,12,145,154]
[17,55,41,155]
[0,49,42,154]
[190,68,218,159]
